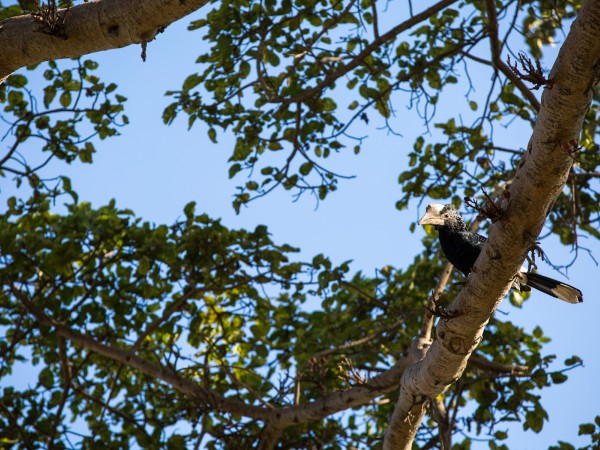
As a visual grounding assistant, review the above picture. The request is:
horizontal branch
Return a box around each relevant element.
[468,354,528,375]
[14,282,415,428]
[0,0,211,82]
[272,357,413,427]
[13,286,272,421]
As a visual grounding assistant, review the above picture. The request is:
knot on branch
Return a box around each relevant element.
[28,0,70,39]
[507,52,550,90]
[408,336,432,364]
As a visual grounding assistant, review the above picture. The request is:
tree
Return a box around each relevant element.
[0,0,599,448]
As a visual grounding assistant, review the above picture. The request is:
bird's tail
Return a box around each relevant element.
[522,272,583,304]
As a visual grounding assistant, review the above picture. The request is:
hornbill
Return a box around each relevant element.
[418,203,583,304]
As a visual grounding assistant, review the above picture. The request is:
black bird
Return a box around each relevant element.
[418,203,583,304]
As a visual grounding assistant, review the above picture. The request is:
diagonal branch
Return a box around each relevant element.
[278,0,459,105]
[383,0,600,448]
[12,285,273,421]
[271,356,413,427]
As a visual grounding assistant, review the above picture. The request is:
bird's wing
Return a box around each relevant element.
[439,229,486,275]
[471,232,487,246]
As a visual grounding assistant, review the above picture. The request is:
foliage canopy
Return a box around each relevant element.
[0,0,599,448]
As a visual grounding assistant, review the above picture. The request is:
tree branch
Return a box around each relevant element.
[13,282,416,429]
[468,354,528,375]
[420,261,453,342]
[0,0,211,82]
[484,0,542,112]
[278,0,459,105]
[383,0,600,447]
[257,424,284,450]
[271,356,413,427]
[12,285,272,421]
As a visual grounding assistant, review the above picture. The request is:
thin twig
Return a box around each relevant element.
[484,0,541,111]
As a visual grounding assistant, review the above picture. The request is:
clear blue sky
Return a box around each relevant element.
[3,4,599,448]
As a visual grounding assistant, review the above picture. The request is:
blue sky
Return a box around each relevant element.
[3,3,599,448]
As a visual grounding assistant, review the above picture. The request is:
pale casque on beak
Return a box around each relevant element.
[418,203,446,226]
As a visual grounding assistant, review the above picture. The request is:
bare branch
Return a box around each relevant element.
[507,52,549,90]
[278,0,459,105]
[468,354,529,375]
[420,262,453,342]
[257,424,284,450]
[429,397,450,450]
[484,0,542,111]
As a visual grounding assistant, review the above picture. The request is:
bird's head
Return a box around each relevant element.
[418,203,465,229]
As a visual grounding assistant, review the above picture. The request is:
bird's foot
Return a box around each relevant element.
[525,235,546,272]
[426,297,460,320]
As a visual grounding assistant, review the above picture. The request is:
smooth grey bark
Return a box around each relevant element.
[0,0,210,82]
[383,0,600,448]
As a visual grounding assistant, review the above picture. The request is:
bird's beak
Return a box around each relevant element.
[418,207,445,226]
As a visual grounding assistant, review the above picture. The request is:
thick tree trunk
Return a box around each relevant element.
[0,0,210,82]
[383,0,600,448]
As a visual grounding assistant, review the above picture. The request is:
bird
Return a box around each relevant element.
[418,203,583,304]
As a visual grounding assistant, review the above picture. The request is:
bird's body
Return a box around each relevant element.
[419,203,583,304]
[438,225,486,276]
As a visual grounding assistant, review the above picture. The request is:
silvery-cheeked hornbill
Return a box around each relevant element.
[419,203,583,304]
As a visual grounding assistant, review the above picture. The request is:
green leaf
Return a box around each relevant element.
[579,423,596,435]
[564,355,582,366]
[509,290,525,307]
[229,163,242,178]
[265,50,280,67]
[183,74,202,91]
[494,431,508,440]
[268,141,283,151]
[240,60,251,79]
[43,86,57,107]
[59,91,72,108]
[550,372,568,384]
[321,98,336,112]
[39,367,54,389]
[6,74,27,88]
[79,142,95,163]
[183,201,196,218]
[208,128,217,143]
[299,162,313,176]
